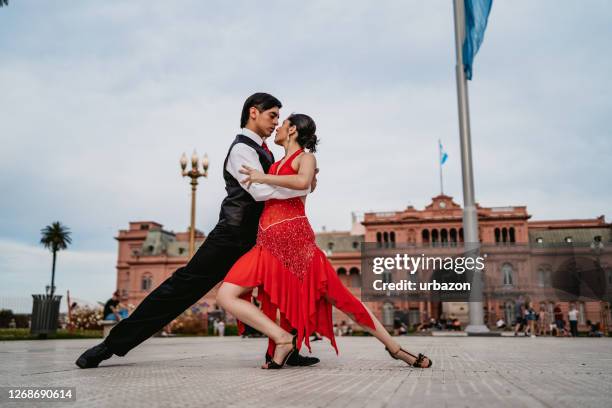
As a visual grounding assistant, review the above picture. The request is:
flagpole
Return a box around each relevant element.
[452,0,488,333]
[438,139,444,195]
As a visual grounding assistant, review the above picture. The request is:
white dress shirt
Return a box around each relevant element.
[225,128,310,202]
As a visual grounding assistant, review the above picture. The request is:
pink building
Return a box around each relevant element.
[115,221,213,310]
[316,195,611,331]
[115,195,612,333]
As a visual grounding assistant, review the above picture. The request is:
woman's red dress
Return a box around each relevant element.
[223,148,375,354]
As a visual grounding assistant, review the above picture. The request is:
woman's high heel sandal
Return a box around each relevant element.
[267,335,297,370]
[386,346,433,368]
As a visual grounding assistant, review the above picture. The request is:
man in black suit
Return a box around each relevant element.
[76,93,319,368]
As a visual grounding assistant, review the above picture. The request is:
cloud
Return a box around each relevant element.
[0,1,611,302]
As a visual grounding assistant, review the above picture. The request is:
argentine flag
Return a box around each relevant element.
[439,141,448,165]
[462,0,493,80]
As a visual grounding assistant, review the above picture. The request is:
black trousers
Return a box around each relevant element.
[104,224,253,356]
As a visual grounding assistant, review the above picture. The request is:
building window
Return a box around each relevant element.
[337,267,347,275]
[376,232,382,248]
[459,228,464,242]
[537,264,552,287]
[502,263,514,286]
[327,242,334,254]
[494,228,501,243]
[382,270,392,285]
[140,224,149,230]
[450,228,458,246]
[536,237,544,244]
[441,229,448,246]
[352,241,359,249]
[178,247,186,255]
[141,274,153,292]
[564,236,573,243]
[422,229,430,245]
[431,229,439,246]
[349,267,361,287]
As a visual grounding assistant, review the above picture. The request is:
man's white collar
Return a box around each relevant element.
[240,128,265,146]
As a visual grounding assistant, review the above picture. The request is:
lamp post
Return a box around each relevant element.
[180,150,209,258]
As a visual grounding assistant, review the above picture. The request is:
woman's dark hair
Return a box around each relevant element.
[288,113,319,153]
[240,92,282,128]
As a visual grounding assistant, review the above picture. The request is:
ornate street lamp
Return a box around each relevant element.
[180,150,209,257]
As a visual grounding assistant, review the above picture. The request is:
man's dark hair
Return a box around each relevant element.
[240,93,282,128]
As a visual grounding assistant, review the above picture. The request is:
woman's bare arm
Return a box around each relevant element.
[240,154,316,191]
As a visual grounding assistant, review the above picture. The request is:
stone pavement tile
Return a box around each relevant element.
[1,336,611,408]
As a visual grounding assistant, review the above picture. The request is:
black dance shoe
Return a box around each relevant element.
[75,342,114,369]
[386,346,433,368]
[266,335,297,369]
[287,352,320,366]
[265,350,320,367]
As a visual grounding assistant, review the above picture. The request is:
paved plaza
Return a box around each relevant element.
[1,336,611,407]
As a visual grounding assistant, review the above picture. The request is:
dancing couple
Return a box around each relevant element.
[76,93,432,370]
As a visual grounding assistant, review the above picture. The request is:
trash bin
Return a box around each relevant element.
[30,294,62,336]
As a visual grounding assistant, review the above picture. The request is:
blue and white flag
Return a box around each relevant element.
[439,141,448,165]
[462,0,493,80]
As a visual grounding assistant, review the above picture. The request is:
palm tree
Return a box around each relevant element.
[40,222,72,296]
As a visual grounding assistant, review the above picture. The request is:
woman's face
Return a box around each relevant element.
[274,119,294,146]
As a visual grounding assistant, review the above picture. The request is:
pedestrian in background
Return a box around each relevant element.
[538,305,548,336]
[568,304,579,337]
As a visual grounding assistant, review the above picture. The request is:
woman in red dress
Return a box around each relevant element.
[217,114,432,369]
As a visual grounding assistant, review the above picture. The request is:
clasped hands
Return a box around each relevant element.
[240,165,319,192]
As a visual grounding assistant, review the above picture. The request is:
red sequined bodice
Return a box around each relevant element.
[256,148,316,280]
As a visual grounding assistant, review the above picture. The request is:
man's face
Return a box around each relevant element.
[251,106,279,138]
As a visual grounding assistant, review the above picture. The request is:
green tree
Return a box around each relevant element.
[40,222,72,296]
[0,1,8,8]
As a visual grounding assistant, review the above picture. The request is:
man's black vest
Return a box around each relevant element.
[218,134,274,241]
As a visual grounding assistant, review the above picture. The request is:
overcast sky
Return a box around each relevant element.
[1,1,610,309]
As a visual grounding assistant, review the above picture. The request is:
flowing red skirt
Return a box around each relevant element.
[223,199,375,354]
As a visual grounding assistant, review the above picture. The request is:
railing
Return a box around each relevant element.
[369,212,397,218]
[490,206,515,212]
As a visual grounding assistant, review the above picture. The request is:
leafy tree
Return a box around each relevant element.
[40,222,72,296]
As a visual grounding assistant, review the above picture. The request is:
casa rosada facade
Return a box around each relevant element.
[114,195,611,331]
